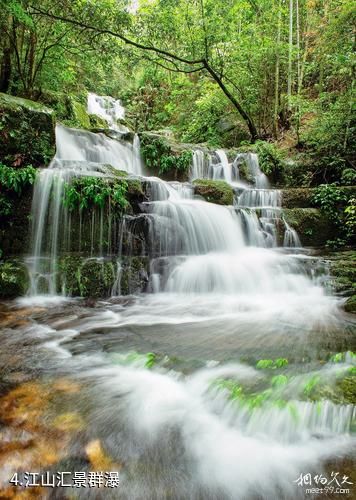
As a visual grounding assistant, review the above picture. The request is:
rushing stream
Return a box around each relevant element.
[0,94,355,499]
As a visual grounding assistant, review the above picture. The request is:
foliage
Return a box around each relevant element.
[312,184,347,216]
[140,135,192,176]
[255,141,285,184]
[0,163,36,194]
[345,197,356,238]
[256,358,289,370]
[63,176,128,212]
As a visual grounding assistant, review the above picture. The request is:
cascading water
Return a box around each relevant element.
[27,109,144,296]
[12,95,355,499]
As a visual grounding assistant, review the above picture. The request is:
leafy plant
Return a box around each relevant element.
[255,141,285,184]
[256,358,288,370]
[63,177,128,212]
[0,163,36,194]
[312,184,347,216]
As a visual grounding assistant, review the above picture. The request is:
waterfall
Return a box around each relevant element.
[14,94,352,499]
[87,92,128,132]
[26,116,143,296]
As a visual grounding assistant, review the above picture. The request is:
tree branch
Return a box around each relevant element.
[30,6,206,67]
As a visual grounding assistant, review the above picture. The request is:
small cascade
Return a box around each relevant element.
[87,92,127,132]
[190,149,300,248]
[283,219,302,248]
[191,150,207,180]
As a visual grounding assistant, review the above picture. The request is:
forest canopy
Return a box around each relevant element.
[0,0,355,183]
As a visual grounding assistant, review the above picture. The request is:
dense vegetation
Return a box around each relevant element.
[0,0,354,186]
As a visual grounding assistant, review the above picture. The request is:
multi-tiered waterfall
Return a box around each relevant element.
[15,94,354,500]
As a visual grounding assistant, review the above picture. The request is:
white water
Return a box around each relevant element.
[27,98,144,295]
[87,92,127,132]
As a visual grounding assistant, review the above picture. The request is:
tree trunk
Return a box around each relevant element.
[274,0,281,138]
[287,0,294,109]
[204,63,259,141]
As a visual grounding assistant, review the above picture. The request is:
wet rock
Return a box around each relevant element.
[193,179,234,205]
[0,92,55,167]
[282,208,334,246]
[344,295,356,314]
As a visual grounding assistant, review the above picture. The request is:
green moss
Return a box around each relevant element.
[69,99,91,129]
[89,113,109,129]
[193,179,234,205]
[0,92,55,167]
[0,260,29,298]
[337,376,356,404]
[78,259,116,298]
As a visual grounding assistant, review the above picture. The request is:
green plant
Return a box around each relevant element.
[256,358,288,370]
[345,197,356,239]
[341,168,356,185]
[0,163,36,194]
[63,177,128,212]
[140,135,192,176]
[255,141,285,184]
[312,184,347,216]
[302,375,321,397]
[0,194,13,216]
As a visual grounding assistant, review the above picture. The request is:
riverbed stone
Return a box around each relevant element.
[0,92,55,167]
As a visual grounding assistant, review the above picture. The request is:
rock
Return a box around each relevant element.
[344,295,356,314]
[57,255,149,298]
[326,251,356,297]
[0,92,55,167]
[0,260,29,298]
[85,439,122,471]
[216,117,236,133]
[69,98,91,129]
[193,179,234,205]
[0,187,32,258]
[282,208,334,246]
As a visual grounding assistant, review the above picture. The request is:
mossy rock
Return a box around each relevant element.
[344,295,356,314]
[0,186,32,258]
[193,179,234,205]
[282,208,334,246]
[89,113,109,129]
[327,251,356,297]
[337,375,356,403]
[69,99,91,129]
[0,260,29,298]
[56,255,149,297]
[0,92,55,167]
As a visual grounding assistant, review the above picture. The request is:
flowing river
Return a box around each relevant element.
[0,95,355,499]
